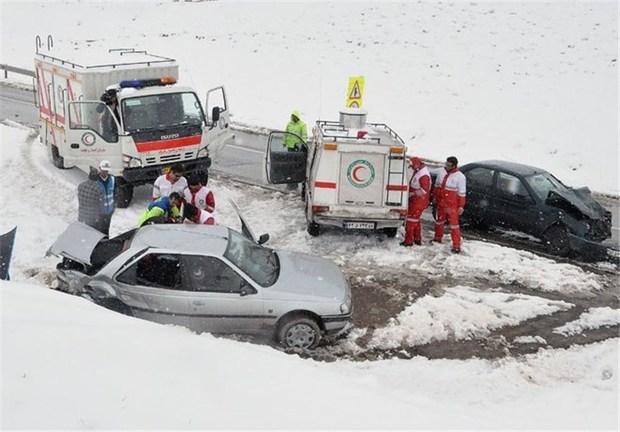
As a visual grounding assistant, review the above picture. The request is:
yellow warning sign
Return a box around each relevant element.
[346,76,365,108]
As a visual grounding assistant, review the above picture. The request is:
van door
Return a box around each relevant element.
[338,152,385,206]
[205,86,231,160]
[265,131,307,184]
[65,101,120,168]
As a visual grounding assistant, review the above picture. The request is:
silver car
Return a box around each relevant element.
[48,207,352,349]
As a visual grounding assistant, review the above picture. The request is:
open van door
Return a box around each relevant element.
[205,86,232,161]
[265,131,307,184]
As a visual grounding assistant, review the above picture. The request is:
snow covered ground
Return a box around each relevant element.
[1,110,619,430]
[1,1,619,430]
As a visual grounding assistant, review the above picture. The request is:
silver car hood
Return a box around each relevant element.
[47,222,106,266]
[271,251,349,300]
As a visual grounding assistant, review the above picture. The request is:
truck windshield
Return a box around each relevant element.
[121,92,205,132]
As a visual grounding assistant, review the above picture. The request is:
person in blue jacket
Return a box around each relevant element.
[96,160,115,235]
[137,192,182,227]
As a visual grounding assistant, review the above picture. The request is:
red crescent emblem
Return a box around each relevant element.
[352,166,365,182]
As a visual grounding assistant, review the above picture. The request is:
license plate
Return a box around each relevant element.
[343,221,376,230]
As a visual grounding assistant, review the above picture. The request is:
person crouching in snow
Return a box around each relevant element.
[183,174,215,213]
[137,192,182,227]
[401,156,431,247]
[183,203,215,225]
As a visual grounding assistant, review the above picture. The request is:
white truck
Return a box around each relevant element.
[266,108,408,236]
[34,45,233,207]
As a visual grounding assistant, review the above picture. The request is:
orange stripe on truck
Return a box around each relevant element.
[136,135,201,153]
[315,181,337,189]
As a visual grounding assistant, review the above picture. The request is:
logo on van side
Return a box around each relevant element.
[81,132,96,147]
[347,159,375,188]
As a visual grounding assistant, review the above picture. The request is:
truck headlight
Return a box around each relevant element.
[123,155,142,168]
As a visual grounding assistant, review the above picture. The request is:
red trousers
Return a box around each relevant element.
[404,199,427,244]
[433,205,461,249]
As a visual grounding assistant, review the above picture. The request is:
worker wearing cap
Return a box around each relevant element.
[96,160,115,236]
[283,110,308,151]
[432,156,467,253]
[401,156,431,247]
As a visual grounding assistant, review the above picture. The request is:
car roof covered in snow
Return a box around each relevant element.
[130,224,230,255]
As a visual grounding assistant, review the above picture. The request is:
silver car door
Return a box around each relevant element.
[182,255,266,335]
[114,252,190,328]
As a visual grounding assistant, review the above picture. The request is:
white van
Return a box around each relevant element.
[266,109,408,236]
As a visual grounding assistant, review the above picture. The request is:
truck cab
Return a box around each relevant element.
[35,47,233,207]
[266,109,408,237]
[63,79,231,206]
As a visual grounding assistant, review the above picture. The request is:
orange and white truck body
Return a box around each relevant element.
[34,46,232,206]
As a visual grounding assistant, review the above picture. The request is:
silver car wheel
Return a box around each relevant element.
[279,317,321,349]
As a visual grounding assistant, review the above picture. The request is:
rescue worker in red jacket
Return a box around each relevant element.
[432,156,467,253]
[183,203,215,225]
[183,175,215,213]
[400,156,431,247]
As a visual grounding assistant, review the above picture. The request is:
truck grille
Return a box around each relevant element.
[144,151,195,165]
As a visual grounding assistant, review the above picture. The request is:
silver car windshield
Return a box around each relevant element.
[526,172,567,201]
[224,229,279,287]
[122,92,205,132]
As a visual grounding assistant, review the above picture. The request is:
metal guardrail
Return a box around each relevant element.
[0,64,35,79]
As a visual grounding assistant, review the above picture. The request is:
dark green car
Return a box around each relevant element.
[459,160,616,261]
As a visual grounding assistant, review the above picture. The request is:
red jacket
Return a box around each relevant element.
[408,164,431,207]
[434,168,466,208]
[183,186,215,213]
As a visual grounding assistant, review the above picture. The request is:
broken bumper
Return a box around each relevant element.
[568,233,620,262]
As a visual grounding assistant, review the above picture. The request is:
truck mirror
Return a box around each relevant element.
[211,106,220,123]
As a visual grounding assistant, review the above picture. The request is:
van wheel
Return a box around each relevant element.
[50,144,66,169]
[543,225,570,256]
[114,178,134,208]
[307,221,320,237]
[277,315,321,349]
[382,228,398,238]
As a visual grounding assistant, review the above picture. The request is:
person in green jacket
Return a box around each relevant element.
[282,110,308,151]
[137,192,182,227]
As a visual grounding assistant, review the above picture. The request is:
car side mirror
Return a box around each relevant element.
[240,283,256,297]
[257,233,270,245]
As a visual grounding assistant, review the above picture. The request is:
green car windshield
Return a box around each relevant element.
[224,229,279,287]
